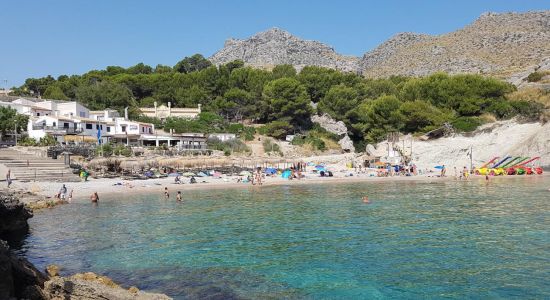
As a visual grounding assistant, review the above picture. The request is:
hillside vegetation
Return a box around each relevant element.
[10,58,547,149]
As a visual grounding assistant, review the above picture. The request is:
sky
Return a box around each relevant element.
[1,0,548,87]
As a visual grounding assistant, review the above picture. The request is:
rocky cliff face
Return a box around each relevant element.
[0,191,33,240]
[360,11,550,77]
[210,28,359,72]
[209,11,549,81]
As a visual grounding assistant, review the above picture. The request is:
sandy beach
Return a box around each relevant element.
[6,169,546,205]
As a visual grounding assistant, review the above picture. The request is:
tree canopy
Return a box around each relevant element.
[10,55,544,146]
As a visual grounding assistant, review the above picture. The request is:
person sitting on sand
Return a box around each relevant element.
[59,184,67,200]
[90,192,99,203]
[190,176,197,184]
[176,191,182,201]
[175,175,182,184]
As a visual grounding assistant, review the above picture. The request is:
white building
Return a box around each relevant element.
[139,102,201,121]
[208,133,236,142]
[3,98,209,149]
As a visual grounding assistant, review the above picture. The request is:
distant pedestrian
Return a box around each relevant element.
[68,189,73,202]
[6,169,12,188]
[441,165,446,177]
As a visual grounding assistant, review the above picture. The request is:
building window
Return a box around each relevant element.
[107,127,111,132]
[63,123,69,128]
[142,127,145,133]
[36,113,40,116]
[86,124,93,130]
[53,122,56,127]
[79,112,86,117]
[121,125,127,132]
[149,128,152,134]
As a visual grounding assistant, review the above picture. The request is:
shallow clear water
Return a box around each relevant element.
[17,177,550,299]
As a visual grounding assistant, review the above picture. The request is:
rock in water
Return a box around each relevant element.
[46,264,60,277]
[0,191,33,240]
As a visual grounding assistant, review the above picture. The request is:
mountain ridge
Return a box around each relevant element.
[209,10,550,79]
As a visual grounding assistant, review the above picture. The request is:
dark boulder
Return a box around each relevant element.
[0,240,48,300]
[0,191,33,240]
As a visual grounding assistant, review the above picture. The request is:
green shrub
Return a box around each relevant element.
[96,143,113,156]
[19,136,37,146]
[487,101,516,119]
[263,138,282,155]
[113,145,132,156]
[527,71,544,83]
[207,137,250,155]
[227,123,256,141]
[291,134,326,151]
[510,100,545,121]
[260,120,293,140]
[38,134,58,146]
[451,116,484,132]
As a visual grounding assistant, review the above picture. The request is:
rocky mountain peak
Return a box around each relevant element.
[208,10,550,82]
[210,27,359,72]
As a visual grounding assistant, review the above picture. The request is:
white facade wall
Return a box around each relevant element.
[56,102,89,118]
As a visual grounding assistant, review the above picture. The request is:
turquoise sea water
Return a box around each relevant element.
[17,177,550,299]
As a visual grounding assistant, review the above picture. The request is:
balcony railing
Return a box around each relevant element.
[32,126,83,134]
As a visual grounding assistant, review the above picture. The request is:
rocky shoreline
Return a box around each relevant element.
[0,190,172,300]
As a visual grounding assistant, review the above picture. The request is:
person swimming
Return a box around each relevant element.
[362,196,370,204]
[90,192,99,203]
[164,187,170,199]
[176,191,182,201]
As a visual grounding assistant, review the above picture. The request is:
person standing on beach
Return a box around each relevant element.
[441,165,446,177]
[68,189,73,202]
[6,169,12,188]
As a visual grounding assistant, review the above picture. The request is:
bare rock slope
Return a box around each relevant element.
[387,120,550,171]
[209,11,549,80]
[360,11,550,77]
[210,28,359,72]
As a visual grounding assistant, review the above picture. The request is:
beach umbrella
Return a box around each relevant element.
[281,170,292,179]
[197,171,208,177]
[182,172,196,177]
[265,167,277,175]
[167,172,181,177]
[434,166,444,169]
